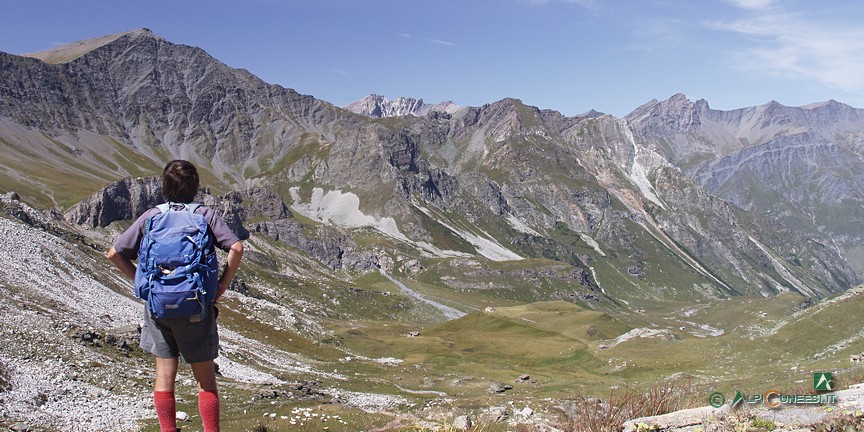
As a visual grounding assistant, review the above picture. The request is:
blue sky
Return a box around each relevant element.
[1,0,863,117]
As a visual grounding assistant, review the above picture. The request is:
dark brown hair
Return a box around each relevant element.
[162,160,199,203]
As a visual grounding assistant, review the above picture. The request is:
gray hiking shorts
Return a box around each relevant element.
[140,304,219,363]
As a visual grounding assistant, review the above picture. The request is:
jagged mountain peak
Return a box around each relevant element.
[22,28,161,64]
[625,93,709,132]
[666,92,690,103]
[656,93,710,110]
[635,93,697,106]
[480,97,546,116]
[470,98,547,135]
[577,109,606,119]
[344,93,463,118]
[626,93,710,120]
[344,94,423,117]
[803,99,843,109]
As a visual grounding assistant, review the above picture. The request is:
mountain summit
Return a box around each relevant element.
[23,28,160,64]
[344,94,463,118]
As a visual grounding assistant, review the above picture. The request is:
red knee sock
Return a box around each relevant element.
[153,390,177,432]
[198,390,220,432]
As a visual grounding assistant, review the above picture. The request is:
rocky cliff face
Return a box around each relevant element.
[0,29,859,303]
[626,94,864,273]
[64,177,164,228]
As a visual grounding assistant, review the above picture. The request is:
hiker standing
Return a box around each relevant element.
[107,160,244,432]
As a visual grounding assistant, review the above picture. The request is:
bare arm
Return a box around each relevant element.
[107,246,137,280]
[216,240,244,301]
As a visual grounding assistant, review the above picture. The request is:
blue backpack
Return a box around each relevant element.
[134,203,218,320]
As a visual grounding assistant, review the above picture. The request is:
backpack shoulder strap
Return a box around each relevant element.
[138,209,160,274]
[185,203,202,213]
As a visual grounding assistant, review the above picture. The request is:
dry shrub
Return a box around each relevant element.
[811,412,864,432]
[832,368,864,391]
[700,406,759,432]
[401,420,489,432]
[558,380,694,432]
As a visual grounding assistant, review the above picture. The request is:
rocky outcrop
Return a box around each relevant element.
[248,219,379,271]
[204,187,293,239]
[64,177,294,237]
[64,177,163,228]
[248,219,345,269]
[2,191,96,250]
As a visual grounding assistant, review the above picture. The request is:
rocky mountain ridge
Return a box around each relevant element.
[0,29,858,301]
[626,93,864,273]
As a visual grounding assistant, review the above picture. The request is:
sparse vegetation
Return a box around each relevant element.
[557,380,694,432]
[812,411,864,432]
[402,421,489,432]
[698,406,764,432]
[749,417,777,431]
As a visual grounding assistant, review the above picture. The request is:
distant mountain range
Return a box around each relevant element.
[0,28,860,304]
